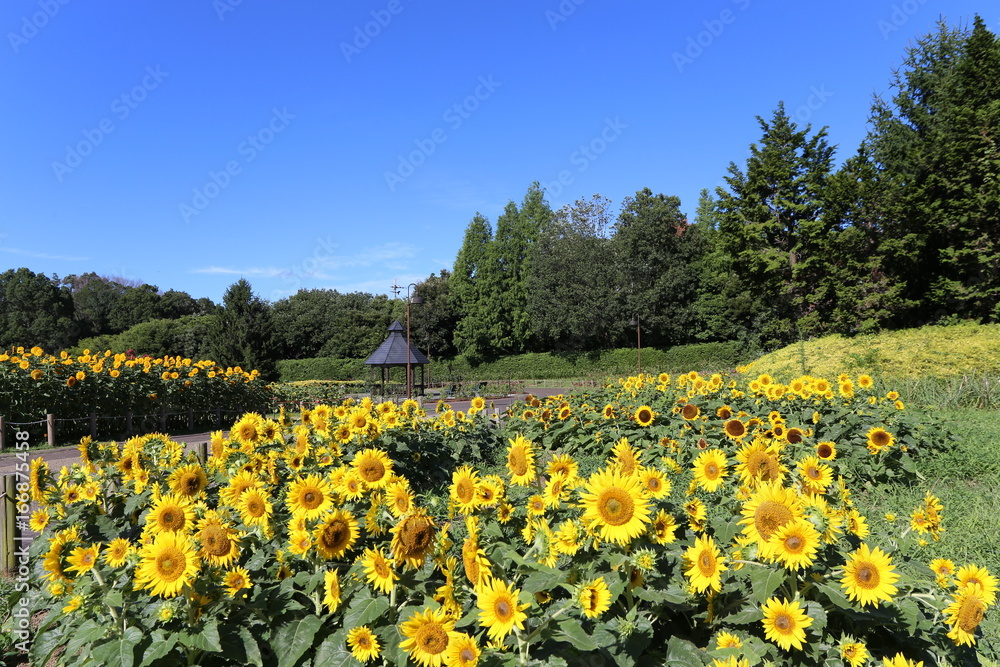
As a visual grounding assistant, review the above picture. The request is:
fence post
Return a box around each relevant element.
[47,414,55,448]
[194,441,208,464]
[89,411,97,439]
[1,474,16,572]
[0,415,5,452]
[126,409,133,437]
[159,406,167,432]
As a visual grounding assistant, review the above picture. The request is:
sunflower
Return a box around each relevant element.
[739,482,802,557]
[238,488,273,529]
[346,626,381,663]
[723,418,747,440]
[610,438,640,476]
[881,654,924,667]
[145,493,195,535]
[223,567,251,597]
[579,468,651,546]
[462,537,492,588]
[385,480,414,517]
[602,404,616,420]
[196,512,239,567]
[477,577,529,641]
[323,569,342,613]
[955,564,997,605]
[815,441,836,461]
[286,474,333,520]
[944,583,987,646]
[546,453,578,479]
[444,633,480,667]
[65,543,101,577]
[362,547,396,594]
[796,456,833,494]
[219,470,262,506]
[930,558,955,584]
[506,435,536,486]
[230,414,262,446]
[768,518,820,571]
[390,512,436,570]
[288,530,313,556]
[684,535,727,593]
[553,519,582,555]
[339,470,367,501]
[839,639,868,667]
[841,543,899,607]
[103,538,132,567]
[693,449,728,493]
[715,631,742,649]
[578,577,612,618]
[638,468,670,499]
[760,596,812,651]
[736,440,786,487]
[168,463,208,498]
[314,509,360,560]
[526,494,546,517]
[451,466,481,514]
[29,457,50,502]
[865,427,895,454]
[399,606,458,667]
[633,405,655,427]
[29,508,51,532]
[350,448,392,488]
[134,531,200,598]
[684,498,707,532]
[650,509,678,545]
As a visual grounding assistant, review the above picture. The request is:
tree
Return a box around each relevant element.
[452,213,493,360]
[0,268,78,350]
[108,284,165,332]
[160,290,200,319]
[862,16,1000,323]
[614,188,708,347]
[410,270,459,359]
[715,103,835,348]
[65,273,127,337]
[526,194,621,350]
[209,279,278,380]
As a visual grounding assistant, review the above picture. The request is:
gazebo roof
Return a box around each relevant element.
[364,320,429,367]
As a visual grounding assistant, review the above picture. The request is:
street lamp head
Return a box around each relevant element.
[411,294,423,305]
[629,316,638,328]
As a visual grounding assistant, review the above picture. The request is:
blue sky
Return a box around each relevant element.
[1,1,994,304]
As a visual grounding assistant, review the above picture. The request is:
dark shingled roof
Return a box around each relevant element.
[364,320,430,366]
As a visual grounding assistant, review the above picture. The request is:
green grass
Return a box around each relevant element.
[852,407,1000,660]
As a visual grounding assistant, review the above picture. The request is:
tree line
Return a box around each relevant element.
[3,17,997,377]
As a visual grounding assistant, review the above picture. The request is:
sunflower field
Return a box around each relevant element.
[0,346,270,438]
[22,371,995,666]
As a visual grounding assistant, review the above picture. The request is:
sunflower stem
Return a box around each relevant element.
[91,567,122,632]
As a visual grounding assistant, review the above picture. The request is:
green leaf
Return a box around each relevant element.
[520,566,566,594]
[63,619,108,660]
[553,618,600,652]
[178,618,222,653]
[749,564,786,603]
[663,636,704,666]
[720,603,760,625]
[816,582,854,610]
[274,615,325,667]
[342,593,391,630]
[240,626,264,666]
[312,630,356,667]
[139,631,177,665]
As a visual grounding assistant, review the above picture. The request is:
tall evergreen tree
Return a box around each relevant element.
[0,268,77,350]
[863,16,1000,323]
[452,213,493,359]
[210,279,277,380]
[715,103,835,348]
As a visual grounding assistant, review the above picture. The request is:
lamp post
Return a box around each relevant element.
[629,314,642,375]
[405,283,422,399]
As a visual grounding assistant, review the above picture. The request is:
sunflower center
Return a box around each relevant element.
[360,460,385,483]
[400,518,434,552]
[461,647,476,662]
[872,431,890,447]
[160,509,183,531]
[457,480,475,504]
[774,613,792,632]
[322,521,349,550]
[706,463,719,479]
[807,467,821,480]
[598,488,634,526]
[754,501,793,541]
[416,624,449,654]
[201,526,231,557]
[682,404,699,420]
[357,635,371,649]
[155,548,185,582]
[374,558,389,577]
[495,599,513,620]
[647,478,661,492]
[302,490,320,508]
[182,474,200,494]
[817,444,833,458]
[856,563,879,588]
[508,449,528,476]
[698,551,715,575]
[958,597,985,631]
[784,535,803,552]
[246,498,265,517]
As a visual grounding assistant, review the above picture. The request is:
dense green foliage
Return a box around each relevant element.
[210,279,278,381]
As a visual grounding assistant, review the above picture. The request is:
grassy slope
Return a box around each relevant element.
[851,407,1000,659]
[745,322,1000,381]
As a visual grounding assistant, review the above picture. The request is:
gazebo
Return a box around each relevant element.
[364,320,429,396]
